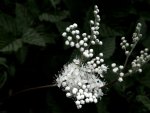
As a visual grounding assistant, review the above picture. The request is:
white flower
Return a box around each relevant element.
[56,58,106,108]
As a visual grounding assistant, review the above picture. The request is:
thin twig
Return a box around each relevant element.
[12,84,56,96]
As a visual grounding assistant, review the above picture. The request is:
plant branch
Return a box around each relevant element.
[11,84,56,96]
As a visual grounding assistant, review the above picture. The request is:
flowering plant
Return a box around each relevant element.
[56,5,150,109]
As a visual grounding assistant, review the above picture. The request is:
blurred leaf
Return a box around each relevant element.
[139,11,150,21]
[96,97,109,113]
[8,64,16,77]
[47,91,63,113]
[100,24,121,37]
[56,21,71,33]
[50,0,61,8]
[139,64,150,88]
[136,95,150,111]
[68,49,81,63]
[0,72,7,88]
[22,28,46,46]
[39,10,69,23]
[101,37,116,59]
[15,3,32,32]
[0,39,22,52]
[0,57,8,68]
[0,13,16,33]
[27,0,40,15]
[16,46,27,64]
[142,35,150,49]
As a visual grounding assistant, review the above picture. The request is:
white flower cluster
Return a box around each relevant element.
[56,59,107,109]
[56,4,150,110]
[62,5,102,58]
[120,23,142,55]
[111,22,150,82]
[131,48,150,73]
[111,63,124,82]
[56,5,109,109]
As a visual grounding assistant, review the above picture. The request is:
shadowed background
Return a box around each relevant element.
[0,0,150,113]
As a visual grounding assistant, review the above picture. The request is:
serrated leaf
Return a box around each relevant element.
[136,95,150,111]
[102,37,116,59]
[0,13,16,33]
[0,72,7,88]
[0,39,22,52]
[39,11,69,23]
[22,28,46,46]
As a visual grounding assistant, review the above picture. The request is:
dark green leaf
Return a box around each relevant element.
[136,95,150,111]
[8,64,16,77]
[56,21,71,33]
[50,0,61,8]
[101,37,116,59]
[0,57,8,68]
[0,72,7,88]
[0,39,22,52]
[16,47,27,64]
[0,13,16,33]
[22,28,46,46]
[139,64,150,89]
[15,3,32,32]
[96,98,109,113]
[100,24,121,37]
[39,11,69,23]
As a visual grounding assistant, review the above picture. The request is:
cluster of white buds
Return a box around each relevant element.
[111,63,124,82]
[56,4,150,110]
[130,48,150,73]
[56,59,107,109]
[62,5,102,58]
[87,53,107,77]
[113,22,150,82]
[56,5,109,109]
[120,23,142,56]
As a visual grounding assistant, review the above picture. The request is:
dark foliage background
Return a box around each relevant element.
[0,0,150,113]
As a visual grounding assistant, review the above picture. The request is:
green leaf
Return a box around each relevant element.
[0,13,16,33]
[0,57,8,68]
[96,98,109,113]
[16,47,27,64]
[43,34,56,44]
[8,64,16,77]
[50,0,61,8]
[15,3,32,32]
[22,28,46,47]
[0,39,22,52]
[56,21,71,33]
[101,37,116,59]
[142,35,150,49]
[47,90,63,113]
[139,64,150,88]
[0,72,7,88]
[100,24,121,37]
[39,10,69,23]
[136,95,150,111]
